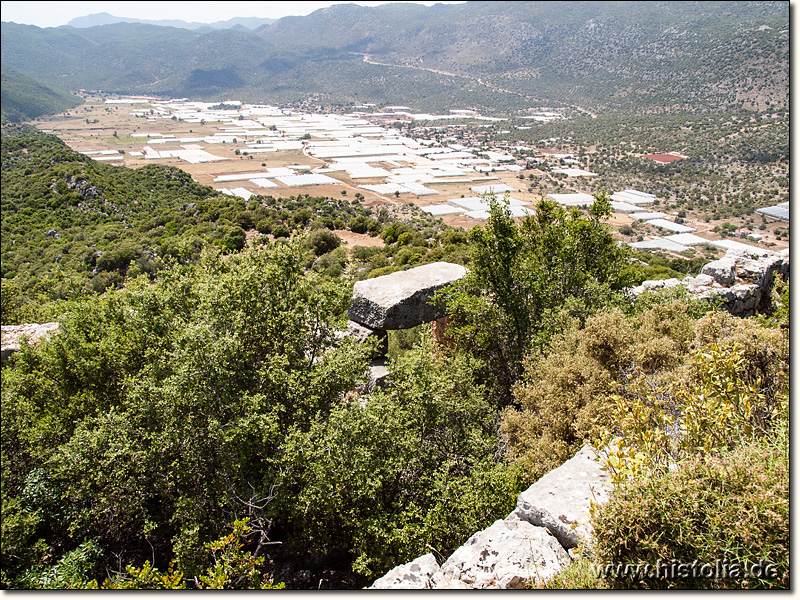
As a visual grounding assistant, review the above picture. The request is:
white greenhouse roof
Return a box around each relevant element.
[629,239,691,253]
[275,174,340,187]
[646,219,696,233]
[471,184,516,194]
[449,196,527,211]
[630,212,668,220]
[229,187,253,200]
[756,202,790,221]
[552,168,597,177]
[250,178,279,188]
[664,233,711,246]
[420,205,468,216]
[611,191,654,205]
[214,172,271,183]
[708,240,773,255]
[547,193,595,206]
[464,206,533,220]
[611,202,642,213]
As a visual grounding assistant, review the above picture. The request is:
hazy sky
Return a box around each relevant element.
[1,1,466,28]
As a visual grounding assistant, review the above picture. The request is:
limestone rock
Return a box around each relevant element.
[348,262,467,330]
[430,519,570,589]
[1,322,60,364]
[701,256,737,286]
[337,320,388,356]
[513,445,611,550]
[369,553,439,589]
[683,273,716,293]
[368,358,390,390]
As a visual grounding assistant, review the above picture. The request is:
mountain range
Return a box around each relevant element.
[66,12,276,32]
[1,1,789,115]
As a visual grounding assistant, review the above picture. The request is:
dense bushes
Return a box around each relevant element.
[592,426,789,589]
[437,192,631,405]
[512,289,789,589]
[275,335,519,577]
[1,241,518,588]
[1,242,371,586]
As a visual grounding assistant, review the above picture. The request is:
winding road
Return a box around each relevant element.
[355,54,597,118]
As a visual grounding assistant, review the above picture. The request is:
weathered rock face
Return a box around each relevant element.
[513,445,610,549]
[370,553,440,589]
[632,247,789,317]
[369,445,613,589]
[337,320,388,357]
[348,262,467,330]
[367,358,390,390]
[1,322,60,364]
[430,519,570,589]
[700,255,738,286]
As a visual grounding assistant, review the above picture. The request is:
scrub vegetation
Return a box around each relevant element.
[2,132,788,587]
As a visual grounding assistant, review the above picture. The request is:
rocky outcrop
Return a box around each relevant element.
[430,519,570,589]
[370,553,440,589]
[1,322,60,364]
[369,444,612,589]
[631,247,789,317]
[348,262,467,330]
[513,445,610,550]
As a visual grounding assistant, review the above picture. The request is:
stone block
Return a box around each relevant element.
[430,519,570,589]
[369,553,439,589]
[348,262,467,330]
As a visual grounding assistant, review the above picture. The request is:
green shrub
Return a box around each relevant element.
[275,337,520,578]
[592,426,789,589]
[437,193,631,405]
[1,242,371,585]
[307,229,341,256]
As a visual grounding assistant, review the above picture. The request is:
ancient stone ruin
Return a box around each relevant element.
[630,246,789,316]
[344,261,467,388]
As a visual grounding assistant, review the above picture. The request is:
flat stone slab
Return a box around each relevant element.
[1,322,60,363]
[513,445,611,549]
[348,262,467,330]
[430,519,570,589]
[369,553,440,589]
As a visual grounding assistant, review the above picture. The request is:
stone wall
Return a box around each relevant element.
[629,246,788,316]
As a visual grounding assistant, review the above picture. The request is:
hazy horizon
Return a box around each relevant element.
[0,0,466,28]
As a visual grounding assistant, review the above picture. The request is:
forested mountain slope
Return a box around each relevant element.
[1,1,788,113]
[0,69,82,123]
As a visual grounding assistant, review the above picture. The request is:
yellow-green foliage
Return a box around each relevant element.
[503,294,788,487]
[503,346,615,482]
[591,425,789,589]
[597,341,783,484]
[587,302,789,590]
[536,556,611,590]
[502,301,701,481]
[96,519,284,589]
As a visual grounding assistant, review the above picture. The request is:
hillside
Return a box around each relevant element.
[0,125,463,323]
[0,69,82,123]
[1,1,788,114]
